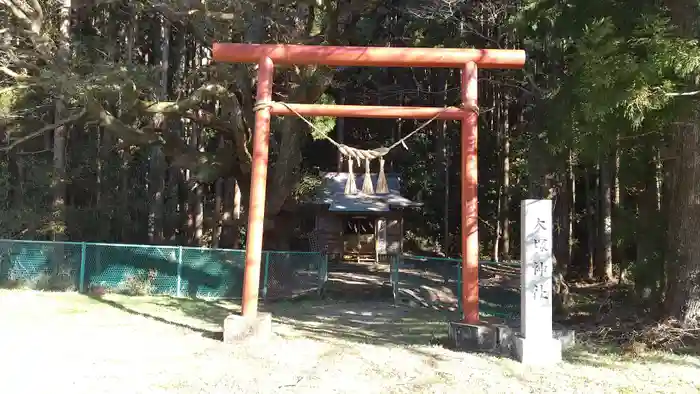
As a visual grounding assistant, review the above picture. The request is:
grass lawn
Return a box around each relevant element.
[0,289,698,394]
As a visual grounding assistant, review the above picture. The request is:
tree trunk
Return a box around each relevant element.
[430,69,451,256]
[52,112,67,239]
[213,135,225,248]
[190,120,204,246]
[656,148,667,300]
[612,141,622,281]
[149,147,166,244]
[148,15,169,244]
[662,0,700,325]
[493,89,502,262]
[336,93,345,172]
[664,118,700,325]
[499,97,511,260]
[179,159,190,245]
[597,151,614,282]
[585,169,596,279]
[120,7,136,242]
[233,179,242,248]
[46,0,72,283]
[554,151,573,278]
[10,151,23,208]
[52,0,72,242]
[635,145,662,304]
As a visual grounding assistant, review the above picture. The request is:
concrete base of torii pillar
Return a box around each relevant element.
[223,313,273,345]
[447,319,574,361]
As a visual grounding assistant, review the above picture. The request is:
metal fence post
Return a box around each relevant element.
[391,255,399,304]
[0,243,4,284]
[262,252,270,300]
[318,253,328,295]
[79,242,87,293]
[176,246,183,297]
[457,262,462,316]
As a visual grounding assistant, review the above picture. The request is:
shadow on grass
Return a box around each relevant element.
[563,341,700,369]
[271,300,457,346]
[79,262,517,352]
[563,344,626,368]
[79,267,700,371]
[86,290,462,348]
[86,294,226,341]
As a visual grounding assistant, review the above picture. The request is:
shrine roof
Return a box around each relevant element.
[313,172,421,213]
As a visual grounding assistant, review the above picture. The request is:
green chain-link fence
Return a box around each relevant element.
[0,240,327,300]
[390,255,520,319]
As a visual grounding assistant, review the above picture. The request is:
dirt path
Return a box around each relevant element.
[323,259,521,318]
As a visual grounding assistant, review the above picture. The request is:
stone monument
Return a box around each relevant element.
[514,199,562,365]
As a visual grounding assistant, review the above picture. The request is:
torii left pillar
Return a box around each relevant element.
[212,43,526,343]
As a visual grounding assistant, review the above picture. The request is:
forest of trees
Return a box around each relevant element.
[1,0,700,326]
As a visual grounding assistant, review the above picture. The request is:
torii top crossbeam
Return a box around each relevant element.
[212,43,526,324]
[213,43,526,68]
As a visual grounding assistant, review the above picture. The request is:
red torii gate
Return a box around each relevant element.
[212,43,526,324]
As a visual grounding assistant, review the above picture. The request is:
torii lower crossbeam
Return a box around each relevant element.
[212,43,526,324]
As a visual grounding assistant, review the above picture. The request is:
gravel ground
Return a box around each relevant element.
[0,290,698,394]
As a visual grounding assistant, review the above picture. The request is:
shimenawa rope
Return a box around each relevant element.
[252,100,479,195]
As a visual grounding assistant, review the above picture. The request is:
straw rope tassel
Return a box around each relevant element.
[344,157,358,195]
[362,158,374,194]
[376,157,389,194]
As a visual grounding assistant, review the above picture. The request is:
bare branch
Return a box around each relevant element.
[183,111,235,133]
[0,65,30,80]
[137,83,231,114]
[86,97,160,145]
[665,90,700,97]
[0,66,21,79]
[86,95,245,181]
[2,108,87,151]
[135,82,252,164]
[16,149,50,155]
[29,0,43,24]
[0,0,32,26]
[152,2,237,21]
[1,0,42,34]
[154,0,322,21]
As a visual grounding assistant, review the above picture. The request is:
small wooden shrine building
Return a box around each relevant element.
[309,172,421,264]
